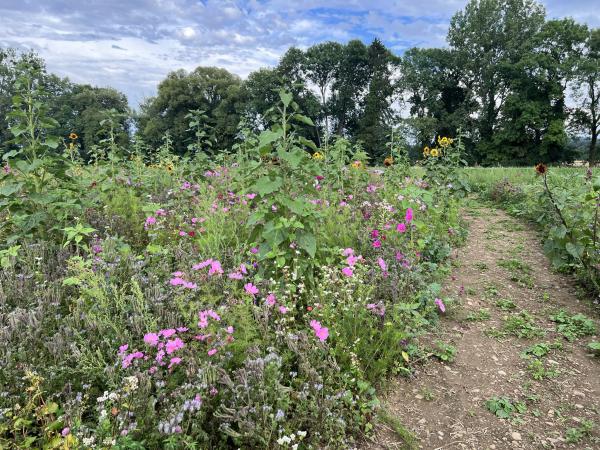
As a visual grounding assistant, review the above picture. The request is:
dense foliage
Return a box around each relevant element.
[0,73,468,447]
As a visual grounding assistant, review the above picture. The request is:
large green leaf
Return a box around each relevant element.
[296,230,316,257]
[252,176,283,196]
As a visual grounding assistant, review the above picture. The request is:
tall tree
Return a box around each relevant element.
[448,0,546,160]
[136,67,242,154]
[399,47,475,149]
[304,42,343,143]
[356,39,398,160]
[329,40,370,137]
[571,28,600,164]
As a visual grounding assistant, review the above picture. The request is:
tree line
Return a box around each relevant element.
[1,0,598,165]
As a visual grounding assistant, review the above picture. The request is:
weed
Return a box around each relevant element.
[565,419,594,444]
[466,308,491,322]
[431,341,457,363]
[474,262,488,270]
[520,341,563,358]
[549,310,596,341]
[495,298,516,311]
[485,397,527,419]
[498,258,534,288]
[526,358,559,381]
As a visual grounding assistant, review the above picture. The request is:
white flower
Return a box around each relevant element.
[82,437,95,446]
[297,430,307,439]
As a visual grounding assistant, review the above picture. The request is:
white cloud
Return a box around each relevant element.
[0,0,597,108]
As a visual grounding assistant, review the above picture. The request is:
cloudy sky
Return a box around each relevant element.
[1,0,598,107]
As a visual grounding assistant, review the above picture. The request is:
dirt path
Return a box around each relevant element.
[365,203,600,450]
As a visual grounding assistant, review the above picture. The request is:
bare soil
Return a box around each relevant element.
[363,203,600,450]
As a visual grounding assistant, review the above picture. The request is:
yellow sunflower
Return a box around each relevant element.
[431,148,440,157]
[383,156,394,166]
[165,162,175,173]
[312,152,324,160]
[351,160,363,169]
[423,146,431,157]
[437,136,453,147]
[69,132,78,140]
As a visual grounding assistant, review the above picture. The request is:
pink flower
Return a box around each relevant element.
[179,230,187,237]
[61,427,70,437]
[396,222,407,233]
[118,344,129,354]
[347,255,359,266]
[208,260,223,276]
[160,329,177,338]
[372,240,382,248]
[279,305,288,314]
[176,327,188,332]
[169,277,186,286]
[144,216,157,230]
[342,248,354,256]
[156,209,167,216]
[173,271,185,277]
[183,281,197,289]
[166,338,184,354]
[366,184,377,193]
[266,293,276,306]
[342,267,353,277]
[244,283,259,296]
[168,357,182,369]
[435,298,446,313]
[246,193,257,199]
[250,247,259,254]
[405,208,413,223]
[239,264,247,274]
[377,257,387,272]
[193,259,213,270]
[143,333,159,347]
[371,229,379,238]
[207,348,217,356]
[225,326,234,334]
[309,320,329,342]
[228,272,243,280]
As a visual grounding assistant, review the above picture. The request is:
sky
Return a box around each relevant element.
[1,0,598,108]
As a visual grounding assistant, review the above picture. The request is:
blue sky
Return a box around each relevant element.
[1,0,598,107]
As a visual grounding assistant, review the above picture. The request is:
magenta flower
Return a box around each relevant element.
[244,283,259,296]
[160,329,177,338]
[166,338,185,354]
[372,240,382,248]
[250,247,259,254]
[405,208,413,223]
[143,333,159,347]
[207,348,217,356]
[377,257,387,272]
[309,320,329,342]
[371,229,379,238]
[342,248,354,256]
[61,427,70,437]
[279,305,288,314]
[435,298,446,313]
[179,230,187,237]
[176,327,188,332]
[144,216,157,230]
[347,255,359,266]
[183,281,197,289]
[266,293,276,306]
[246,193,257,199]
[342,267,353,277]
[228,272,243,280]
[208,260,223,276]
[396,222,407,233]
[118,344,129,354]
[168,357,182,369]
[225,326,234,334]
[170,277,186,286]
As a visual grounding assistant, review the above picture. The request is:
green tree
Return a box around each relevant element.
[136,66,242,154]
[356,39,398,160]
[399,47,475,150]
[448,0,546,161]
[571,28,600,164]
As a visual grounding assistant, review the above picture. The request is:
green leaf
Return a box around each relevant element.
[0,182,23,196]
[565,242,583,259]
[279,90,293,107]
[293,114,314,126]
[298,136,318,151]
[296,231,316,257]
[252,176,283,196]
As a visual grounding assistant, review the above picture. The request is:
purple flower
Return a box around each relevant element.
[244,283,259,296]
[144,333,159,347]
[342,267,353,277]
[405,208,413,223]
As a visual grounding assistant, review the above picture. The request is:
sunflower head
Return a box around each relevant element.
[384,156,394,167]
[423,146,431,157]
[535,163,547,176]
[351,160,363,169]
[312,152,324,160]
[437,136,453,148]
[69,133,78,140]
[430,148,440,157]
[166,163,175,173]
